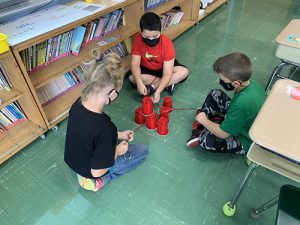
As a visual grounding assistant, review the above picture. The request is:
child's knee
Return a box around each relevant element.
[139,144,149,158]
[179,66,188,79]
[183,67,189,77]
[129,144,149,158]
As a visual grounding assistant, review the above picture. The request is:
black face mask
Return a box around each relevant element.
[219,79,235,91]
[143,37,160,47]
[107,89,119,105]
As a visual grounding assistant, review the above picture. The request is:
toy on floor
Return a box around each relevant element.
[133,96,198,136]
[134,96,173,135]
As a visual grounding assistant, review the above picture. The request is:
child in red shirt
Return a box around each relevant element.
[129,12,188,103]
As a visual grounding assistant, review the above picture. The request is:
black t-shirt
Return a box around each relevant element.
[64,98,117,179]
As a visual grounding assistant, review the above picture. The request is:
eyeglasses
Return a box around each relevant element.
[108,89,119,104]
[141,32,161,40]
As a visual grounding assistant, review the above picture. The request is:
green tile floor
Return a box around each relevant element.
[1,0,300,224]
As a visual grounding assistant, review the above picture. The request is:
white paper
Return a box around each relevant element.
[0,5,92,46]
[69,2,107,14]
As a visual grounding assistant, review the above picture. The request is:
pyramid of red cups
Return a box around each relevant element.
[134,96,173,135]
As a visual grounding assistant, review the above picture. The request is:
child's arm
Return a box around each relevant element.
[196,112,230,139]
[118,130,134,142]
[131,55,148,95]
[153,59,174,103]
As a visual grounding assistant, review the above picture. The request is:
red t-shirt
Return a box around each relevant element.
[131,33,176,71]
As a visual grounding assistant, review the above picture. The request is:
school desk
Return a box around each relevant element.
[222,79,300,218]
[265,19,300,92]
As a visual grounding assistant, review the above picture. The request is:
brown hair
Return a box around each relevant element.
[81,52,124,101]
[213,52,252,82]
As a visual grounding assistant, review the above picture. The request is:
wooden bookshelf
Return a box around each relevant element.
[0,50,47,164]
[31,25,137,89]
[0,119,44,164]
[198,0,228,22]
[12,0,140,51]
[147,0,185,15]
[0,87,23,109]
[44,84,83,126]
[164,20,195,40]
[42,55,130,127]
[12,0,143,130]
[146,0,196,40]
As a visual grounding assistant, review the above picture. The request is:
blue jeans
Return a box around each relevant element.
[101,143,148,184]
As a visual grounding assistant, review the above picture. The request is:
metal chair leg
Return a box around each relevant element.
[265,61,289,92]
[249,195,279,219]
[223,162,258,216]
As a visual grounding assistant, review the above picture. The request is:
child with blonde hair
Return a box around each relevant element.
[64,53,148,192]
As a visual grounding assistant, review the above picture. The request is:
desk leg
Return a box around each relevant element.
[249,195,279,219]
[223,162,258,217]
[265,61,288,92]
[288,65,298,78]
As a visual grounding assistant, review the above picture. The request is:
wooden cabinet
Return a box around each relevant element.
[11,0,142,129]
[0,50,47,163]
[146,0,197,40]
[198,0,228,22]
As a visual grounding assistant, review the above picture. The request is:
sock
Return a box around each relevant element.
[94,178,103,191]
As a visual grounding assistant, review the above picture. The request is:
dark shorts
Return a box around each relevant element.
[140,59,187,79]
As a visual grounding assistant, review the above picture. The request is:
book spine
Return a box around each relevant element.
[5,105,21,121]
[0,108,16,123]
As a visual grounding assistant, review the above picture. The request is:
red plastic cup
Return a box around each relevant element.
[142,96,153,115]
[157,117,169,135]
[163,96,173,112]
[146,112,157,130]
[135,107,146,124]
[160,106,170,120]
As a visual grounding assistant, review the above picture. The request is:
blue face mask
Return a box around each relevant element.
[219,79,235,91]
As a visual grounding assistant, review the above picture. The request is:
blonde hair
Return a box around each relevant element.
[81,52,124,101]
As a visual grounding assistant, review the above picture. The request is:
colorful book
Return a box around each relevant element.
[70,26,87,56]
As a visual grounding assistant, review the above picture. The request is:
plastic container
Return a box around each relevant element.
[135,107,146,124]
[163,96,173,112]
[146,112,157,130]
[160,106,170,120]
[142,96,154,115]
[0,33,9,54]
[157,117,169,135]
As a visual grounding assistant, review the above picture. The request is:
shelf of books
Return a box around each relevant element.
[29,25,136,89]
[11,0,142,129]
[0,50,47,164]
[145,0,196,40]
[146,0,185,15]
[198,0,228,22]
[40,53,131,127]
[43,84,83,125]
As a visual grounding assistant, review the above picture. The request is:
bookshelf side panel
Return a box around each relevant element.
[123,0,144,29]
[9,49,48,129]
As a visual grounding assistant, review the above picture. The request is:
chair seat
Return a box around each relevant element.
[276,185,300,225]
[276,44,300,64]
